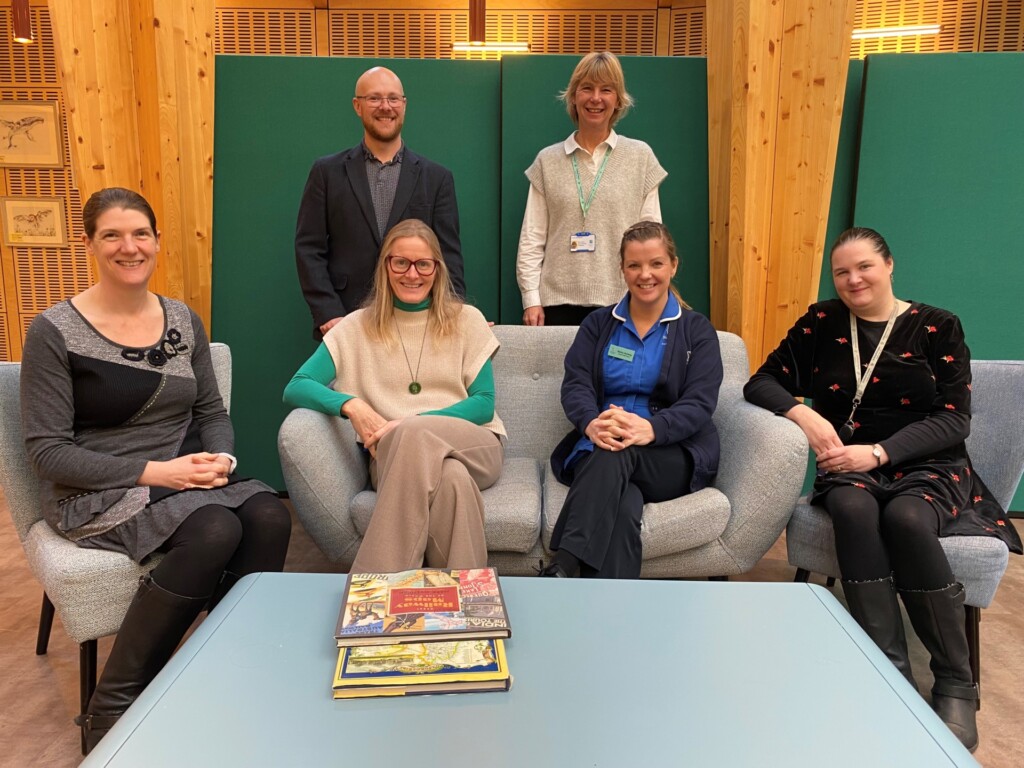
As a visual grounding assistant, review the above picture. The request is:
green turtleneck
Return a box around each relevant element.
[282,299,495,427]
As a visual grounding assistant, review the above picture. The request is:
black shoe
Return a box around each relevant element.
[841,575,915,686]
[900,582,979,753]
[535,559,569,578]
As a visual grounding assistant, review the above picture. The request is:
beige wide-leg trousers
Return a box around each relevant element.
[350,415,504,572]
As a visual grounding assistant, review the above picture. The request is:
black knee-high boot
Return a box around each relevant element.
[899,583,979,753]
[76,575,209,754]
[841,576,915,686]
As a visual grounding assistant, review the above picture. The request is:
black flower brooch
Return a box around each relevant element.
[122,328,189,367]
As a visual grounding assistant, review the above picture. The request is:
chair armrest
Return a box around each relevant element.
[277,408,368,565]
[713,401,808,570]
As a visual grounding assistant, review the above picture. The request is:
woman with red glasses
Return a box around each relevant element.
[284,219,504,571]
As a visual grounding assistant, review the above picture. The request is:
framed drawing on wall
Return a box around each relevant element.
[0,100,64,168]
[1,197,68,247]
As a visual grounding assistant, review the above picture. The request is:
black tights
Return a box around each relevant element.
[823,485,954,590]
[150,492,291,598]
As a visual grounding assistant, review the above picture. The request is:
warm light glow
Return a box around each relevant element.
[12,0,34,44]
[452,42,530,53]
[851,24,941,40]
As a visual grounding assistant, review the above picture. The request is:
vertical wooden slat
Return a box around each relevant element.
[707,0,855,370]
[47,0,215,329]
[761,0,855,357]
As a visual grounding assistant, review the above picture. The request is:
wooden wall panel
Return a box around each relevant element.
[670,1,707,56]
[48,0,217,327]
[980,0,1024,50]
[216,8,316,55]
[708,0,855,369]
[852,0,982,57]
[0,5,82,360]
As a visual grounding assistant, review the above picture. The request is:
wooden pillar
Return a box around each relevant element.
[707,0,854,370]
[47,0,215,328]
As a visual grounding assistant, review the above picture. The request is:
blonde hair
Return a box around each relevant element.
[619,220,691,309]
[362,219,462,346]
[560,51,635,128]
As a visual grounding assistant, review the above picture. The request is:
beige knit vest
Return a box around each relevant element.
[324,304,505,438]
[526,136,667,307]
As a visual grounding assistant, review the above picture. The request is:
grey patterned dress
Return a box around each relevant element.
[20,297,274,562]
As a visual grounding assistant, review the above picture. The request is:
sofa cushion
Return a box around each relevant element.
[541,463,732,559]
[349,457,542,554]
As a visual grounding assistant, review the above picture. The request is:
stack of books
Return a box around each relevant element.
[332,567,513,699]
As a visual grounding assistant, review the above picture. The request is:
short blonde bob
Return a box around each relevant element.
[362,219,463,347]
[559,51,635,128]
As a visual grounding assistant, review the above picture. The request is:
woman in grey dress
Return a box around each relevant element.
[20,188,291,752]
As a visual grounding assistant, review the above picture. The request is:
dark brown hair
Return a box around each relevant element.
[830,226,893,263]
[82,188,158,238]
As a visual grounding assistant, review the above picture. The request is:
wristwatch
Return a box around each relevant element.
[871,444,883,467]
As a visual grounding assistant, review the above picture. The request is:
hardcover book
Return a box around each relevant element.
[332,638,511,699]
[335,568,511,647]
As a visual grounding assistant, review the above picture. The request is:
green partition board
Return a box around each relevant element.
[499,55,710,324]
[853,53,1024,510]
[213,56,500,488]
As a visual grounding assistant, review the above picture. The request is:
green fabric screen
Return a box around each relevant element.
[498,55,710,324]
[212,56,500,488]
[853,53,1024,510]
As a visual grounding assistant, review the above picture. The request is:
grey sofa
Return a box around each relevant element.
[279,326,808,576]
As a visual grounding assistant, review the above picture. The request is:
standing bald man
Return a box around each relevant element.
[295,67,465,338]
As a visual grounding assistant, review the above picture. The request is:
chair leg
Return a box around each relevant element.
[80,640,98,754]
[793,568,811,583]
[36,593,55,655]
[964,604,981,711]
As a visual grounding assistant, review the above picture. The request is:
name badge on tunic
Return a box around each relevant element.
[570,232,596,253]
[608,344,635,362]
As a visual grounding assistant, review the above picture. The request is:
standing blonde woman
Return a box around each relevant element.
[284,219,504,571]
[517,51,667,326]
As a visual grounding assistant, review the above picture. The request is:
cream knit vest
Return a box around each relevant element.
[526,136,666,307]
[324,304,505,438]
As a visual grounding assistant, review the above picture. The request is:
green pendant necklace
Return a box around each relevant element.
[396,317,428,395]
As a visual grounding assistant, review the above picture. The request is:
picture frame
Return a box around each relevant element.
[0,100,64,168]
[1,197,68,247]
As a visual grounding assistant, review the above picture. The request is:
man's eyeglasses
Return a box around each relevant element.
[387,256,438,276]
[355,95,406,108]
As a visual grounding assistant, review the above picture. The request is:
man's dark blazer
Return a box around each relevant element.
[294,145,465,337]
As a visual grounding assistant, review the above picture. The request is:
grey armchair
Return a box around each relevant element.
[279,326,808,577]
[786,359,1024,702]
[0,343,233,750]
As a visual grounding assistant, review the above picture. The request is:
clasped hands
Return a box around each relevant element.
[785,403,886,474]
[342,398,401,458]
[139,453,232,491]
[584,404,655,451]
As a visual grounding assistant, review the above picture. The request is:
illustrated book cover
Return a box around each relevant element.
[332,638,511,699]
[335,567,511,647]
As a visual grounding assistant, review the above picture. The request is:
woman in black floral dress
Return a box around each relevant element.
[745,227,1020,753]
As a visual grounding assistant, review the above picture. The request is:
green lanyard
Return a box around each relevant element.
[571,147,613,222]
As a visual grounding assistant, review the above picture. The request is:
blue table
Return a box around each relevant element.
[82,573,977,767]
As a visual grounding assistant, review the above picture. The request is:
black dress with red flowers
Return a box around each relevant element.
[745,299,1021,554]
